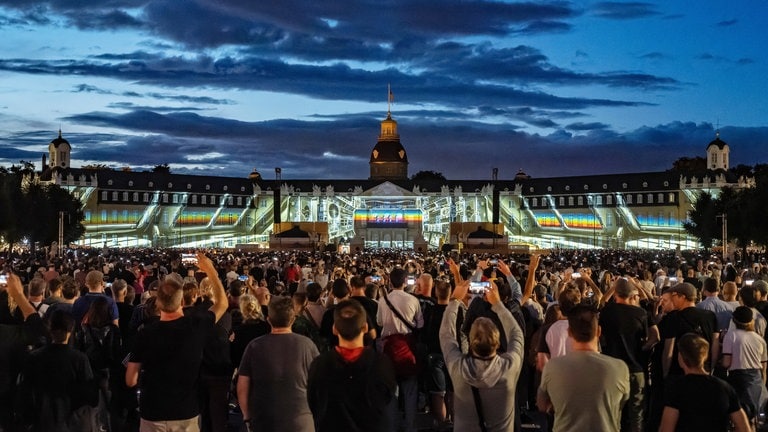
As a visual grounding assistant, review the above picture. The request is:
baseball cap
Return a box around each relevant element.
[667,283,696,301]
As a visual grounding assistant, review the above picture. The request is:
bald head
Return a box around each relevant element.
[416,273,433,297]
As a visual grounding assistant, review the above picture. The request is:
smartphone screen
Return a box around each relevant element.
[469,281,490,294]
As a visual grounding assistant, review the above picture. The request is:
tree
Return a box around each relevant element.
[683,191,718,250]
[152,163,171,173]
[0,164,84,255]
[411,170,447,183]
[670,156,706,174]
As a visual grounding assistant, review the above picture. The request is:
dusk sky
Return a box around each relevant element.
[0,1,766,180]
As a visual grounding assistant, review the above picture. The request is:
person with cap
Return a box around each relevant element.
[125,252,228,432]
[660,283,719,378]
[659,333,749,432]
[696,277,736,331]
[722,306,768,424]
[598,277,656,432]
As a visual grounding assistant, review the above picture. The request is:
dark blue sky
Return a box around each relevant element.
[0,1,766,179]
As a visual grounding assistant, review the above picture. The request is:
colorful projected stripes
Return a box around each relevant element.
[562,213,602,230]
[84,210,141,225]
[636,215,681,227]
[534,212,561,228]
[178,210,214,226]
[354,209,422,224]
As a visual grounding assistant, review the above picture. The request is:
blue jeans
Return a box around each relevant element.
[390,375,418,432]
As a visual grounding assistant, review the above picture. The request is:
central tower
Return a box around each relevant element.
[369,87,408,181]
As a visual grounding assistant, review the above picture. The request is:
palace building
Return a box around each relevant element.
[32,110,752,251]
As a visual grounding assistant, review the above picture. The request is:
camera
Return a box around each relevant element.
[238,275,248,281]
[469,281,490,295]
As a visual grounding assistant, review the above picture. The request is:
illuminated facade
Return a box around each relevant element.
[34,115,752,250]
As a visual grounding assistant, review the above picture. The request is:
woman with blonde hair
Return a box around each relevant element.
[230,294,270,367]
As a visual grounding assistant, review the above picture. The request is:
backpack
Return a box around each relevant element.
[76,325,120,371]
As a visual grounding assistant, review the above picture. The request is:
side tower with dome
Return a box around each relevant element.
[706,131,730,171]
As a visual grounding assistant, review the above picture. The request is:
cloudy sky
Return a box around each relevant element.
[0,0,766,180]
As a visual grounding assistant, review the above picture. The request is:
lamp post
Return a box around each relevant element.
[717,213,728,259]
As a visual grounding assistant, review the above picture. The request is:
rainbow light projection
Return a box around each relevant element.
[354,209,422,226]
[177,210,215,226]
[533,212,562,228]
[215,211,241,225]
[84,211,141,225]
[561,213,602,230]
[636,215,681,228]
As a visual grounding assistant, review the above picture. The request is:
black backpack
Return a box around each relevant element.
[76,325,120,371]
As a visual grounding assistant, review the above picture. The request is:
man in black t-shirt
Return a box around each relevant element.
[659,334,749,432]
[660,283,719,378]
[599,278,653,432]
[126,252,228,431]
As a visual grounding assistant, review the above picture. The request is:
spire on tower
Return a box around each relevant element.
[387,84,394,117]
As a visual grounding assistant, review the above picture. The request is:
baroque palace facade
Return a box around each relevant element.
[33,112,752,251]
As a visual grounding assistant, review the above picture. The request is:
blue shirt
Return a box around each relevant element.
[71,293,119,325]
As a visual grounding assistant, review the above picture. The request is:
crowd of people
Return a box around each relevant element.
[1,245,768,432]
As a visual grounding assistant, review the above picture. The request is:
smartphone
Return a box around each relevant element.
[407,276,415,286]
[0,274,7,285]
[668,277,678,283]
[746,280,755,286]
[181,253,198,265]
[572,272,581,278]
[238,275,248,281]
[469,281,490,295]
[371,275,382,282]
[489,259,498,266]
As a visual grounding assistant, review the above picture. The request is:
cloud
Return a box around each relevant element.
[66,9,143,30]
[639,52,668,60]
[592,2,660,20]
[70,83,233,105]
[36,107,766,179]
[716,19,738,27]
[565,122,610,131]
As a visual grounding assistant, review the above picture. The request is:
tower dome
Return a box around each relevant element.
[706,131,729,170]
[369,88,408,181]
[48,129,72,169]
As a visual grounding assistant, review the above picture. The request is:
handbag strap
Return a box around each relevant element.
[383,292,416,332]
[471,386,489,432]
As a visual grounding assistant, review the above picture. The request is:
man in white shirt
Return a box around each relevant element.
[377,267,423,432]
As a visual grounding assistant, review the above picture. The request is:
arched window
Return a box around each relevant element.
[626,195,633,204]
[606,195,613,205]
[637,194,643,204]
[568,197,574,206]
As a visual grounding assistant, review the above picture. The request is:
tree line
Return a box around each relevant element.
[0,162,85,254]
[684,163,768,254]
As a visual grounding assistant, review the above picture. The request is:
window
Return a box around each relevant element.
[101,210,107,223]
[128,181,133,187]
[122,210,128,222]
[606,195,613,205]
[658,193,664,203]
[84,211,91,223]
[669,193,675,203]
[596,196,603,206]
[191,195,197,204]
[168,183,173,188]
[647,194,653,204]
[111,210,118,222]
[172,194,179,204]
[223,186,228,191]
[237,196,242,206]
[626,195,633,204]
[133,192,138,202]
[568,197,574,206]
[606,213,613,227]
[532,197,538,207]
[107,180,113,186]
[202,195,207,205]
[143,193,149,202]
[112,192,118,201]
[211,196,216,205]
[559,197,565,206]
[148,181,154,188]
[542,197,548,207]
[122,192,128,201]
[241,186,246,192]
[637,194,643,204]
[187,184,192,190]
[162,194,168,203]
[205,184,211,191]
[228,196,233,205]
[101,191,108,200]
[577,196,583,205]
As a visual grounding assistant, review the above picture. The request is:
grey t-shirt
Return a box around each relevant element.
[239,333,319,432]
[539,351,629,432]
